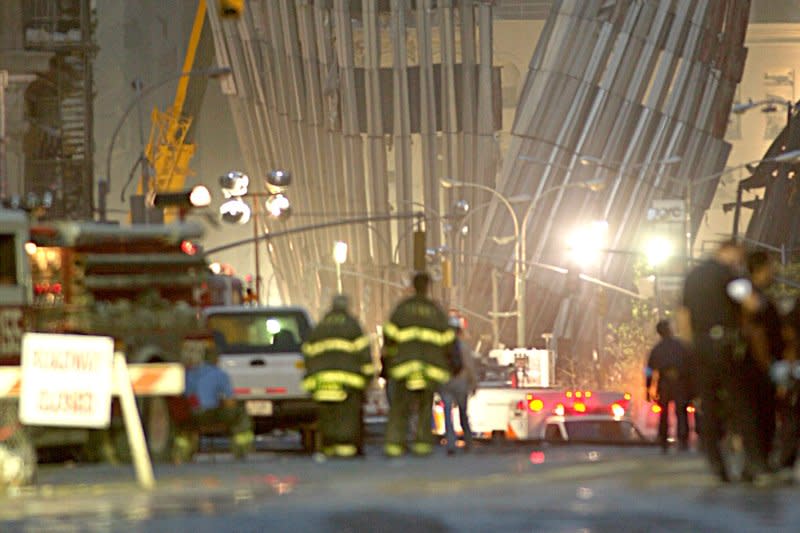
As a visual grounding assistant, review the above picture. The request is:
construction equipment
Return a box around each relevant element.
[140,0,212,221]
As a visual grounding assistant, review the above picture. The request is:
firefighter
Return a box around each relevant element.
[301,294,374,458]
[382,271,457,457]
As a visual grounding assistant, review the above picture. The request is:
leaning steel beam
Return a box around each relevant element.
[466,0,749,359]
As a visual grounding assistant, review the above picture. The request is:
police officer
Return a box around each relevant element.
[382,271,456,457]
[737,251,782,480]
[775,292,800,470]
[678,240,746,482]
[645,319,691,453]
[301,294,373,458]
[174,340,254,462]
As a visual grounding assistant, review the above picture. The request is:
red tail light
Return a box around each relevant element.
[651,404,662,414]
[181,240,198,255]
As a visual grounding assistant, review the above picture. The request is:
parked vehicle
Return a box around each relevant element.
[201,305,319,451]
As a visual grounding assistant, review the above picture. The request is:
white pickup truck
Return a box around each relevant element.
[202,305,319,450]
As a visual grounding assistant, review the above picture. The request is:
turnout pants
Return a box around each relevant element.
[317,391,363,457]
[733,360,775,476]
[385,382,435,456]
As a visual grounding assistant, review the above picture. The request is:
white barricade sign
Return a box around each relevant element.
[19,333,114,428]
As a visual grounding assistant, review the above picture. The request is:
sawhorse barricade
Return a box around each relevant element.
[0,354,184,490]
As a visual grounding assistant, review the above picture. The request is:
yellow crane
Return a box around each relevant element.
[141,0,207,214]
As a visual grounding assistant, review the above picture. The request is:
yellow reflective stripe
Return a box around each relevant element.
[310,370,366,389]
[233,430,254,446]
[302,335,371,357]
[389,360,424,380]
[333,444,357,457]
[411,442,433,455]
[313,389,347,402]
[425,365,451,384]
[302,375,316,391]
[383,323,455,346]
[385,443,404,457]
[389,360,450,385]
[361,363,376,376]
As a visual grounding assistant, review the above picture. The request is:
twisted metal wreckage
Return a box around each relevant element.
[208,0,749,377]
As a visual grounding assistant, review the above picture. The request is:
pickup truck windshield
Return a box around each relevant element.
[206,310,311,354]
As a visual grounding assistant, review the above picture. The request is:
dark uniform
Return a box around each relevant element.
[737,285,782,477]
[301,295,374,457]
[682,252,742,481]
[383,274,455,457]
[776,296,800,468]
[646,321,691,452]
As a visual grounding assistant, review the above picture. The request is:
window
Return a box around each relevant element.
[0,234,17,285]
[206,310,312,354]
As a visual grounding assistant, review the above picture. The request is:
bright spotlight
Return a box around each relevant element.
[644,236,672,267]
[566,220,608,265]
[220,197,251,224]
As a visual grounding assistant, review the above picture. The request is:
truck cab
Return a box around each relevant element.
[201,305,319,450]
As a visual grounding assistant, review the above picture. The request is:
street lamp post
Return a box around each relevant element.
[103,66,231,221]
[333,241,348,294]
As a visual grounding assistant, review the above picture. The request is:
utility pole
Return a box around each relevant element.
[0,70,7,201]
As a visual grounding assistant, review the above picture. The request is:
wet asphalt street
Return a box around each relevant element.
[2,435,800,533]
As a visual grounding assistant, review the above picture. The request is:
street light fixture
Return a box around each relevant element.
[333,241,348,294]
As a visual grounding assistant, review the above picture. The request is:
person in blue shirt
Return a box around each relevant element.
[173,341,253,462]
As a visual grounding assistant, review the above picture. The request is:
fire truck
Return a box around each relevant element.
[0,207,233,461]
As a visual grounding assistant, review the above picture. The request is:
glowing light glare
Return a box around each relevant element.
[554,403,565,416]
[220,198,251,224]
[265,193,291,218]
[529,399,544,412]
[611,403,625,418]
[651,404,662,414]
[209,262,222,275]
[687,405,696,414]
[219,171,249,198]
[566,220,608,264]
[644,236,672,267]
[266,319,282,334]
[333,241,348,265]
[573,402,587,413]
[189,185,212,207]
[623,392,631,400]
[529,451,546,464]
[24,242,37,255]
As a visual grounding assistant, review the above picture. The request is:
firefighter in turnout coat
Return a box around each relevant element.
[382,272,456,457]
[302,294,374,457]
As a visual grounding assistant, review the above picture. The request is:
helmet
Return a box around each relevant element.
[448,316,462,330]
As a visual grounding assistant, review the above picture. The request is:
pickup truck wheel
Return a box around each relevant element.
[143,397,174,462]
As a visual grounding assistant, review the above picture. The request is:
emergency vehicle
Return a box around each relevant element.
[0,207,239,461]
[437,346,636,441]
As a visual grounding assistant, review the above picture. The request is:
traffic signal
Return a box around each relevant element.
[413,230,426,271]
[442,258,452,289]
[218,0,244,18]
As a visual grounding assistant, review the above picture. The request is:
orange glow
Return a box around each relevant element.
[584,391,592,398]
[623,392,631,400]
[573,402,587,413]
[554,403,565,416]
[566,391,573,398]
[611,403,625,418]
[651,404,662,414]
[686,405,696,413]
[529,398,544,412]
[575,391,583,398]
